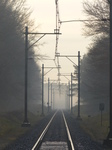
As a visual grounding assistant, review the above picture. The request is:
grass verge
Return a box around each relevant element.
[0,110,43,150]
[79,113,111,149]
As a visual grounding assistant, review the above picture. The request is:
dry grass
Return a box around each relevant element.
[0,110,43,150]
[80,113,109,141]
[79,113,112,150]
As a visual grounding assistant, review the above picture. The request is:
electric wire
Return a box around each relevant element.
[55,0,62,93]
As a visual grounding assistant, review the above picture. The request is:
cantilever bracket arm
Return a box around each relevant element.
[62,75,70,81]
[66,56,77,67]
[28,34,46,49]
[59,18,109,23]
[24,27,61,50]
[44,68,54,76]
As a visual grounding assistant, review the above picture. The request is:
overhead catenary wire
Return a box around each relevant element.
[55,0,62,93]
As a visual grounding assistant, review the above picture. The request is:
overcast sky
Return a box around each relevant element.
[26,0,92,82]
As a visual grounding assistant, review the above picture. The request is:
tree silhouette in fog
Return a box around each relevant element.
[80,0,109,113]
[0,0,41,112]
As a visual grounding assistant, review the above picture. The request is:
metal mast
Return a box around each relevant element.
[55,0,61,91]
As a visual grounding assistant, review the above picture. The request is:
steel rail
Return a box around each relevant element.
[62,111,75,150]
[32,111,57,150]
[32,111,75,150]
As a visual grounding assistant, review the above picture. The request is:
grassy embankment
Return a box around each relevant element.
[0,109,45,150]
[73,105,109,142]
[78,113,112,149]
[80,113,109,142]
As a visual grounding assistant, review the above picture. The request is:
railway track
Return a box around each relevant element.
[32,110,75,150]
[4,110,104,150]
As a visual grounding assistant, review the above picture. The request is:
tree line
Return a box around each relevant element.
[80,0,110,114]
[0,0,41,113]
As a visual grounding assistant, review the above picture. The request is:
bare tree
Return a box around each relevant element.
[0,0,41,112]
[80,0,110,114]
[83,0,109,36]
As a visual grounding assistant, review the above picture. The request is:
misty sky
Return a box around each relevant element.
[26,0,92,82]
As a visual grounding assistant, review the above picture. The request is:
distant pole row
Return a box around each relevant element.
[21,2,112,148]
[22,25,81,126]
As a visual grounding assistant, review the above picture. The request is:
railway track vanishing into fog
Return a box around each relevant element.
[5,110,104,150]
[32,110,74,150]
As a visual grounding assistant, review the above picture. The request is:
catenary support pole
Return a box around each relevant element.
[53,88,55,110]
[51,84,52,110]
[48,78,50,113]
[71,73,73,114]
[104,0,112,146]
[42,64,44,116]
[109,0,112,139]
[77,51,81,119]
[22,26,30,127]
[69,81,71,111]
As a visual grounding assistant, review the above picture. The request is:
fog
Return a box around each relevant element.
[44,83,70,110]
[0,0,42,114]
